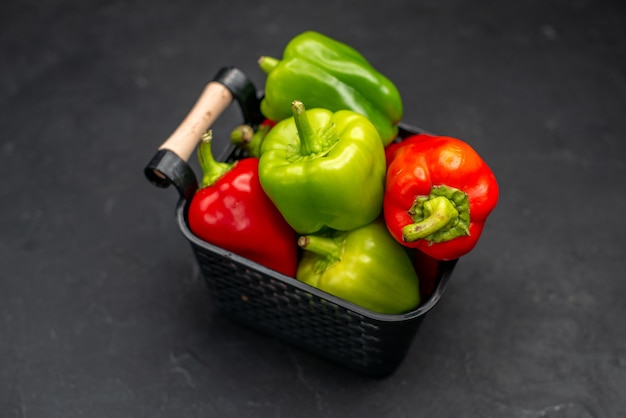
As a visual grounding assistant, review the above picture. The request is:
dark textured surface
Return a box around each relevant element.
[1,0,625,417]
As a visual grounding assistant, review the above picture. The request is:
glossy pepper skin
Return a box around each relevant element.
[258,100,386,235]
[296,219,421,314]
[188,131,298,277]
[258,31,403,146]
[384,133,499,261]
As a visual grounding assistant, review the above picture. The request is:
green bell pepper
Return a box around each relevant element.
[258,31,403,146]
[297,219,421,314]
[258,100,386,235]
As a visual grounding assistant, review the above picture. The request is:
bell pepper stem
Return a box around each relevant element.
[298,235,342,262]
[230,124,254,147]
[402,196,458,242]
[258,56,280,74]
[197,130,235,188]
[230,123,272,158]
[402,186,471,244]
[292,100,321,155]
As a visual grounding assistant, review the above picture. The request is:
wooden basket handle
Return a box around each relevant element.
[159,81,234,162]
[144,67,263,200]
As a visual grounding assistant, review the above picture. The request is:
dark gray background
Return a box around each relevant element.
[1,0,625,417]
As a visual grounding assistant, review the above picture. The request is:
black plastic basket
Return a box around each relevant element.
[145,67,458,377]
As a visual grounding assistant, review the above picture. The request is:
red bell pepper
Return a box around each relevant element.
[412,249,442,301]
[384,133,499,260]
[188,130,298,276]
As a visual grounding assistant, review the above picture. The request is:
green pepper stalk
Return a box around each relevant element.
[197,130,234,186]
[229,119,275,158]
[258,31,403,145]
[297,220,421,314]
[258,100,386,235]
